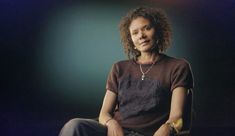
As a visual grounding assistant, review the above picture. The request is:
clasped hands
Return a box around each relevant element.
[106,119,171,136]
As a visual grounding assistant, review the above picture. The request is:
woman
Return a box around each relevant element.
[59,6,194,136]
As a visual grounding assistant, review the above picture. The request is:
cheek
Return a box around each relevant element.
[149,31,155,39]
[131,36,138,44]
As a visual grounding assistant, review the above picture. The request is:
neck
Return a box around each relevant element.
[138,52,159,64]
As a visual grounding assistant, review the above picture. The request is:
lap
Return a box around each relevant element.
[59,118,107,136]
[60,118,147,136]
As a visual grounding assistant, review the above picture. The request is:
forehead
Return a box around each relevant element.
[129,17,151,31]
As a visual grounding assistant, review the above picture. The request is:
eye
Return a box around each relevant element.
[131,31,138,35]
[145,25,152,30]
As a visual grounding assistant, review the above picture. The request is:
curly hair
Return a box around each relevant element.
[119,6,172,60]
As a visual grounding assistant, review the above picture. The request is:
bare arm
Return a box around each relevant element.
[153,87,187,136]
[99,90,117,125]
[99,90,124,136]
[167,86,187,125]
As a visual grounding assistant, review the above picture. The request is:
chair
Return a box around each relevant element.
[175,89,194,136]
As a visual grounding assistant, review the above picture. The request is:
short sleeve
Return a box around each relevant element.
[106,63,119,94]
[170,60,194,91]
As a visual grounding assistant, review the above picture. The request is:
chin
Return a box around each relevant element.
[139,45,154,52]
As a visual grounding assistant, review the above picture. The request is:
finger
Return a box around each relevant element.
[108,130,113,136]
[116,129,123,136]
[113,131,117,136]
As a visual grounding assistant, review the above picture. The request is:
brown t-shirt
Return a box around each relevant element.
[106,54,194,136]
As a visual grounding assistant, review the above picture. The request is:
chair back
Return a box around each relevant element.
[181,89,194,132]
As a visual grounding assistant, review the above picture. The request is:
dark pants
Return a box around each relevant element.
[59,118,146,136]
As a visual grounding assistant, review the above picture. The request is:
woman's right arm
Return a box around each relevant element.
[99,90,124,136]
[99,90,117,125]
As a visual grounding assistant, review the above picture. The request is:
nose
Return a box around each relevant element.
[139,31,146,39]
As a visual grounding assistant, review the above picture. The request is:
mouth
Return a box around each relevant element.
[140,40,150,46]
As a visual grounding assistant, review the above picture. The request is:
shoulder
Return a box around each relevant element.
[109,59,133,73]
[113,59,134,67]
[161,54,191,67]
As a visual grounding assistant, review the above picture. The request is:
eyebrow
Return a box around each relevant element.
[130,24,151,33]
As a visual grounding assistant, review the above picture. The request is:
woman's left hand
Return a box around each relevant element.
[153,124,171,136]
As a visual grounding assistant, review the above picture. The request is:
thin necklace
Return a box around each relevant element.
[139,62,156,80]
[138,54,160,80]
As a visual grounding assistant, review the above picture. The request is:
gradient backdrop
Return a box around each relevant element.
[1,0,235,136]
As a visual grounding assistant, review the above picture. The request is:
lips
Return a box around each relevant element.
[140,40,150,46]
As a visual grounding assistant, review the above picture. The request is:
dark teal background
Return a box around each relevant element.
[1,0,235,135]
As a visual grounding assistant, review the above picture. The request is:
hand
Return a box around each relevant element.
[153,124,171,136]
[106,119,124,136]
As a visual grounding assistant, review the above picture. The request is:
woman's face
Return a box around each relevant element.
[129,17,156,53]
